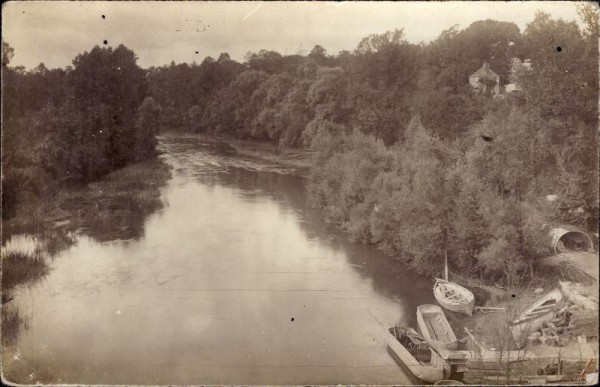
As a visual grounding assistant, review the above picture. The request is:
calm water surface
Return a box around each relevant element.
[4,135,435,385]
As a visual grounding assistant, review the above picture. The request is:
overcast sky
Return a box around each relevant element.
[2,1,585,70]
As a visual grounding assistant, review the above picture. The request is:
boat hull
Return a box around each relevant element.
[510,288,563,346]
[435,295,475,316]
[434,279,475,316]
[417,304,458,351]
[386,329,449,383]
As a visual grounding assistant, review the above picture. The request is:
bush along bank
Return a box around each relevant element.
[305,112,594,288]
[3,157,172,243]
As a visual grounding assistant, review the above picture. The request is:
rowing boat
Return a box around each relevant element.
[510,288,563,346]
[386,326,450,383]
[417,304,458,351]
[434,278,475,316]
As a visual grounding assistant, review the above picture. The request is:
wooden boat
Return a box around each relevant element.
[386,325,450,383]
[434,278,475,316]
[510,288,563,345]
[417,304,458,351]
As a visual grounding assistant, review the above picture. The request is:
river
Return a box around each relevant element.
[3,134,436,385]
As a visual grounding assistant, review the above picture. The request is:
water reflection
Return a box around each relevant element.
[211,156,436,328]
[3,135,434,385]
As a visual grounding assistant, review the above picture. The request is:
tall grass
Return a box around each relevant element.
[1,251,50,291]
[64,158,172,241]
[3,157,172,243]
[2,306,23,346]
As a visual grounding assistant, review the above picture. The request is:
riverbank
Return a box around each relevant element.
[2,157,172,243]
[439,270,598,384]
[2,156,172,347]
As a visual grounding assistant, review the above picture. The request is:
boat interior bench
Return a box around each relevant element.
[425,314,452,343]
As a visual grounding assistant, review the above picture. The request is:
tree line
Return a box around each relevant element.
[2,6,598,284]
[2,43,160,219]
[303,8,598,283]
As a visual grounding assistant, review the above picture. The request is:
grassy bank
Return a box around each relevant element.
[1,156,172,362]
[3,157,172,242]
[1,251,50,292]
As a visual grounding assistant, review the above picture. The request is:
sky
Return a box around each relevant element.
[2,1,586,70]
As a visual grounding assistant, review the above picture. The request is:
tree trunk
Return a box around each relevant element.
[528,259,534,278]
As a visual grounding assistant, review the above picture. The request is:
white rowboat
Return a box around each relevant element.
[386,326,450,383]
[417,304,458,351]
[434,278,475,316]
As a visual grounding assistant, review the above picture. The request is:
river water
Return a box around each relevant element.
[3,135,435,385]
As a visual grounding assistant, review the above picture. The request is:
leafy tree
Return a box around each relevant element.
[202,70,269,137]
[521,12,589,122]
[278,80,312,147]
[380,118,457,275]
[250,73,294,142]
[306,67,348,122]
[448,171,490,275]
[70,44,148,170]
[188,105,204,132]
[517,11,598,232]
[246,50,284,74]
[306,129,391,227]
[308,45,330,66]
[2,41,14,66]
[355,29,407,55]
[135,97,162,161]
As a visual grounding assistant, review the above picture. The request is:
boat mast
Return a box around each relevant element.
[444,249,448,281]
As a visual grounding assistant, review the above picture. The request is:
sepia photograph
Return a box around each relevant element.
[1,1,598,385]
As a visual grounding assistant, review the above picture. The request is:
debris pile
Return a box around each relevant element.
[525,303,598,347]
[525,304,575,346]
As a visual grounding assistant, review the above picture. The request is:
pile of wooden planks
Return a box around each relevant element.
[525,303,598,346]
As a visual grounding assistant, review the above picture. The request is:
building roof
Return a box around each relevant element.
[470,61,499,80]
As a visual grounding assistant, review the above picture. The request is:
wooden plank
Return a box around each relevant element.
[482,374,548,383]
[426,319,437,341]
[432,319,447,342]
[444,292,466,301]
[474,350,534,362]
[531,304,557,313]
[512,310,554,325]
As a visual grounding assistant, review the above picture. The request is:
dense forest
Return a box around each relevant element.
[2,7,598,285]
[2,43,160,219]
